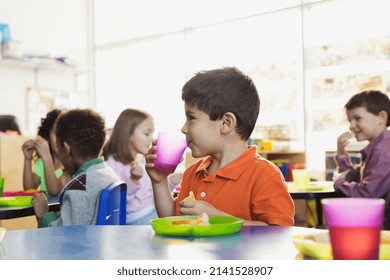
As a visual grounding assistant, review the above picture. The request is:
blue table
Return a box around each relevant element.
[0,225,324,260]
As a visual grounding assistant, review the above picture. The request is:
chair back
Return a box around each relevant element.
[96,181,127,225]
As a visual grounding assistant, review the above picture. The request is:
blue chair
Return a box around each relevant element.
[96,181,127,225]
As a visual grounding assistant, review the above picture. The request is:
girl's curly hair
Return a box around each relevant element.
[37,109,63,141]
[37,109,63,156]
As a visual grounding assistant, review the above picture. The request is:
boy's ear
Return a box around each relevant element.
[221,112,236,133]
[378,110,388,126]
[62,141,72,156]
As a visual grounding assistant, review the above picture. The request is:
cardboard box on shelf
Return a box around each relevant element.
[0,135,37,230]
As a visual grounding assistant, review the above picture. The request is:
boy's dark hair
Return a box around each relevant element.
[103,108,151,163]
[345,90,390,127]
[56,109,106,158]
[182,66,260,140]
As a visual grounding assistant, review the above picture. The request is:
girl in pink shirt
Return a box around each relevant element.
[103,108,180,224]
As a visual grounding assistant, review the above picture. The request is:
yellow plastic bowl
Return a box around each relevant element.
[293,230,390,260]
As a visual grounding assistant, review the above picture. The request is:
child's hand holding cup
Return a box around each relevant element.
[153,132,188,174]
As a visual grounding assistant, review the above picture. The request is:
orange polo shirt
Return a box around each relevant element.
[176,146,294,225]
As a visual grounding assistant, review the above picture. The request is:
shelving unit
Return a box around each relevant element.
[0,57,90,135]
[185,150,305,169]
[258,150,305,165]
[0,57,87,88]
[0,57,79,70]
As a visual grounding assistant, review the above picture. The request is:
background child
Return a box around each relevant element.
[334,90,390,230]
[32,109,120,227]
[22,109,71,197]
[103,108,181,225]
[146,67,294,226]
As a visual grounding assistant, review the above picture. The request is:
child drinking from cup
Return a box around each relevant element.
[146,67,294,226]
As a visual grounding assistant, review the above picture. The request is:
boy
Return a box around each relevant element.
[334,90,390,229]
[32,109,120,227]
[146,67,294,226]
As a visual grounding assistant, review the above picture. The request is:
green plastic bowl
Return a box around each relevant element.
[0,196,32,207]
[150,215,244,237]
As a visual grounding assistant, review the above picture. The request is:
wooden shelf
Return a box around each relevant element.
[259,150,305,165]
[258,150,305,155]
[0,57,86,74]
[185,150,306,167]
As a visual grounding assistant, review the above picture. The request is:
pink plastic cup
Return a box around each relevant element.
[153,132,188,174]
[322,198,385,260]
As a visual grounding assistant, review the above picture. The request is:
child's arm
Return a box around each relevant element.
[22,139,40,190]
[335,132,356,174]
[129,153,144,185]
[335,147,390,198]
[151,180,176,217]
[34,138,63,196]
[145,141,175,217]
[31,192,59,228]
[31,192,49,219]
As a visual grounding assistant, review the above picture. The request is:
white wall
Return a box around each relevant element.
[0,0,90,135]
[3,0,390,177]
[93,1,305,138]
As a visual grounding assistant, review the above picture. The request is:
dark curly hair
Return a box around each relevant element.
[37,109,62,140]
[37,109,63,155]
[56,109,106,158]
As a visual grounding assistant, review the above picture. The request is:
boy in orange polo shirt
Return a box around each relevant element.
[146,67,294,226]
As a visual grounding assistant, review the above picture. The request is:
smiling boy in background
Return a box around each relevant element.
[334,90,390,229]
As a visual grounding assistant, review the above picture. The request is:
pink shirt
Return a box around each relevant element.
[106,155,178,213]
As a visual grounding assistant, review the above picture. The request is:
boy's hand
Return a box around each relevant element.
[145,140,169,183]
[31,192,49,220]
[337,131,354,156]
[179,200,224,216]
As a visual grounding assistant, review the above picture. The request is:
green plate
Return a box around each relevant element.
[0,196,32,207]
[150,216,244,237]
[293,230,390,260]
